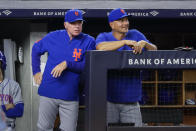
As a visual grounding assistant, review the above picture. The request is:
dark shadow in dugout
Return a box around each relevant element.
[108,123,135,127]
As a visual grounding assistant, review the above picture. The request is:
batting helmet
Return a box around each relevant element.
[0,51,6,70]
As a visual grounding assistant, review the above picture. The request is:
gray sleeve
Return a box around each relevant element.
[12,83,23,105]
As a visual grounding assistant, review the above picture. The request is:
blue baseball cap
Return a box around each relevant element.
[108,8,129,22]
[65,9,84,23]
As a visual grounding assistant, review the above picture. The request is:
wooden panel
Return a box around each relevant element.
[183,115,196,125]
[184,70,196,82]
[185,91,196,99]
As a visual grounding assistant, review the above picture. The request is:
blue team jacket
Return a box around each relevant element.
[32,30,95,101]
[96,29,151,103]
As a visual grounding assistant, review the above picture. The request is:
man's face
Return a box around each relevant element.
[64,20,83,37]
[110,17,129,33]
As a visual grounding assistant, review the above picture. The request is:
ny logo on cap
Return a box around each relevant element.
[75,11,79,16]
[120,9,125,14]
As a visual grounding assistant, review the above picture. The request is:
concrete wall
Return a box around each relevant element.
[15,23,32,131]
[29,23,47,131]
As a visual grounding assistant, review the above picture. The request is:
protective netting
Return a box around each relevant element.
[106,69,196,126]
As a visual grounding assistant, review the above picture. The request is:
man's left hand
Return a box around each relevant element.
[5,104,15,110]
[51,61,67,78]
[137,40,147,54]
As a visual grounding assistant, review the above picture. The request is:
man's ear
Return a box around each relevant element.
[109,22,114,29]
[64,22,67,29]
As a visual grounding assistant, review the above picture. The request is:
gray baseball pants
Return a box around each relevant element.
[107,101,142,127]
[37,96,78,131]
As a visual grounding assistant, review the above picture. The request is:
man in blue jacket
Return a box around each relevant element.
[96,8,157,126]
[32,9,95,131]
[0,50,24,131]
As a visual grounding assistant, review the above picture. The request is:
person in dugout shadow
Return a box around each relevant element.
[96,8,157,126]
[0,50,24,131]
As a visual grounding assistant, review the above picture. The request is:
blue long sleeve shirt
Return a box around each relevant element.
[96,29,152,103]
[32,30,95,101]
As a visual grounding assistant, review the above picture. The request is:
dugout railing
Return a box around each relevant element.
[84,50,196,131]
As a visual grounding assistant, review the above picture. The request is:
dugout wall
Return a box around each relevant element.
[85,50,196,131]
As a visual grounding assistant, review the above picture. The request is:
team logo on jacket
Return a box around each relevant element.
[73,48,82,61]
